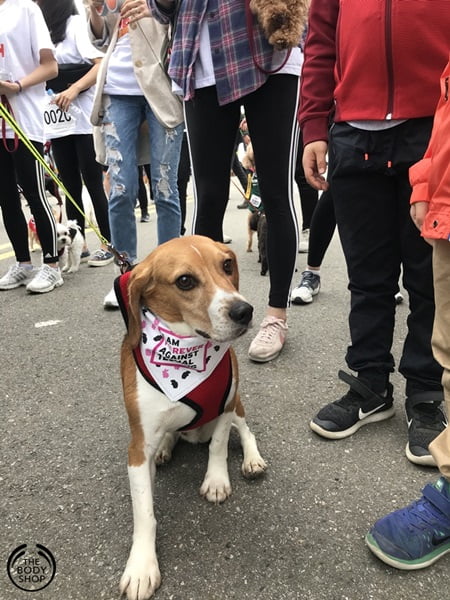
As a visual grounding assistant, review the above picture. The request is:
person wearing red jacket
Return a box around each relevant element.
[366,57,450,570]
[299,0,450,465]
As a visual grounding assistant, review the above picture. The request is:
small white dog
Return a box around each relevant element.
[57,220,84,273]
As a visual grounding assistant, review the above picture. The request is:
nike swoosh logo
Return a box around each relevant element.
[358,404,385,420]
[432,533,450,546]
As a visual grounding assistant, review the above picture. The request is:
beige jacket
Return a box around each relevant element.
[90,15,183,164]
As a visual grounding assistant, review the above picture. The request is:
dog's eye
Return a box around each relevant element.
[176,274,197,291]
[223,259,233,275]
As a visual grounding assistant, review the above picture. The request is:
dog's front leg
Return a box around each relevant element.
[232,412,267,478]
[120,453,161,600]
[66,249,81,273]
[59,253,69,273]
[200,411,234,504]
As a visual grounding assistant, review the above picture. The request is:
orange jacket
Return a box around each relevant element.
[409,57,450,241]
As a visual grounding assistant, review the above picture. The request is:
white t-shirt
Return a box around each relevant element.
[0,0,55,142]
[47,14,104,138]
[103,17,142,95]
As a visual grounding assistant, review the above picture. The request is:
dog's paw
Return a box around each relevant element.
[66,266,79,273]
[155,432,178,465]
[242,455,267,479]
[200,474,232,504]
[119,553,161,600]
[155,448,172,465]
[61,265,69,273]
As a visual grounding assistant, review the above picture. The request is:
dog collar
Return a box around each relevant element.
[140,308,230,402]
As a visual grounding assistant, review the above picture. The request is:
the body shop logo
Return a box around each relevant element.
[7,544,56,592]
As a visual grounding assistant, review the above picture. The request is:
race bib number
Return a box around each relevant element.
[249,194,262,209]
[43,104,76,136]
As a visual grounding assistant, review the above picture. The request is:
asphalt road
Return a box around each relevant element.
[0,181,445,600]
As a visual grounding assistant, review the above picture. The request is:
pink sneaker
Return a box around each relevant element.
[248,316,288,362]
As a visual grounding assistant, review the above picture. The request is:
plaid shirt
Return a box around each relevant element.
[148,0,293,105]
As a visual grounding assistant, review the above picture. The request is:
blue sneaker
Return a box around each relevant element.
[366,478,450,570]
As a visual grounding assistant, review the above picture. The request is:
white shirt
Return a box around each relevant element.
[48,14,104,138]
[0,0,55,142]
[103,18,142,95]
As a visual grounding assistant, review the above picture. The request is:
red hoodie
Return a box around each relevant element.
[299,0,450,146]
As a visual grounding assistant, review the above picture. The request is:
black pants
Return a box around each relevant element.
[307,189,335,268]
[295,130,318,231]
[0,140,58,263]
[329,119,442,395]
[51,134,110,241]
[184,75,299,308]
[138,165,150,215]
[177,131,191,235]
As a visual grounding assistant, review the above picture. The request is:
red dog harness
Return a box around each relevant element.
[115,272,233,431]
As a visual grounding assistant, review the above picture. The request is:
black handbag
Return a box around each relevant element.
[46,63,92,94]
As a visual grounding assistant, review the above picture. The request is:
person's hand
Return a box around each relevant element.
[121,0,151,22]
[410,201,429,231]
[0,80,21,97]
[53,87,79,112]
[302,140,329,191]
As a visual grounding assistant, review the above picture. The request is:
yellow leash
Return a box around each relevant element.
[0,100,131,270]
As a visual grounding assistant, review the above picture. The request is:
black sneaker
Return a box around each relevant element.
[310,370,395,439]
[405,392,447,466]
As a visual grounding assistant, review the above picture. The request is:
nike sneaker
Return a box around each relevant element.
[405,392,447,466]
[366,477,450,570]
[291,270,320,305]
[309,370,395,439]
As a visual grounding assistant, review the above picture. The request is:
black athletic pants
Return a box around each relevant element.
[329,119,442,396]
[184,75,299,308]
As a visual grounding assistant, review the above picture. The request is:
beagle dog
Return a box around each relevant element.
[115,235,267,600]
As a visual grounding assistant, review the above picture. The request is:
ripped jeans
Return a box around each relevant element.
[102,94,183,262]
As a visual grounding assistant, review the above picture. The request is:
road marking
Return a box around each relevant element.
[35,320,63,328]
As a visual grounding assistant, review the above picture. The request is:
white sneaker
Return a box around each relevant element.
[103,286,119,309]
[0,263,36,290]
[291,270,321,305]
[26,264,64,293]
[298,229,310,253]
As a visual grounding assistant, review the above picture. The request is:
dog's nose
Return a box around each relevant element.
[228,301,253,326]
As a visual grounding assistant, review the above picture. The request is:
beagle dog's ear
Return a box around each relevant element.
[126,264,155,349]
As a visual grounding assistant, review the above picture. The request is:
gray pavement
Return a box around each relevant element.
[0,181,445,600]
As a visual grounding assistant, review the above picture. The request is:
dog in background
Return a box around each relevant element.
[27,204,62,253]
[242,143,269,275]
[57,219,84,273]
[115,235,267,600]
[28,217,40,252]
